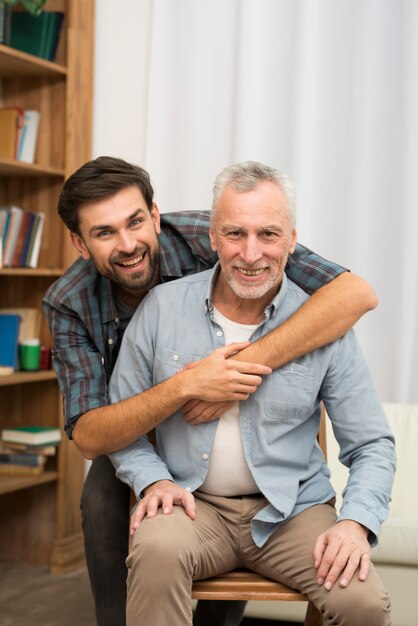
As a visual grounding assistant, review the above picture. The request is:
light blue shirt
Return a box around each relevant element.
[109,265,395,547]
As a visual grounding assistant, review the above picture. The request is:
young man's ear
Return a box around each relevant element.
[70,232,91,260]
[150,203,161,236]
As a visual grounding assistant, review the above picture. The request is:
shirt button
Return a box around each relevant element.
[185,487,191,492]
[216,330,223,337]
[108,338,114,345]
[114,317,119,324]
[202,453,209,461]
[172,354,179,362]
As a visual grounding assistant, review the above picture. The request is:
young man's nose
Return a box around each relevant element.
[117,231,137,254]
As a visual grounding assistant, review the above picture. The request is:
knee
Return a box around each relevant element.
[128,513,195,581]
[323,584,391,626]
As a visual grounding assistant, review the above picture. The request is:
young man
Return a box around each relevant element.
[43,156,377,626]
[109,161,395,626]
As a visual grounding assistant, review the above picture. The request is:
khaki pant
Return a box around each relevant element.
[126,492,391,626]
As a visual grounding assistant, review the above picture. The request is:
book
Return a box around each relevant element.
[0,463,44,476]
[0,441,57,456]
[17,110,41,163]
[1,426,61,446]
[11,210,31,267]
[0,1,12,46]
[10,11,64,62]
[0,452,46,467]
[0,313,21,375]
[0,307,41,342]
[2,206,24,267]
[0,107,23,159]
[44,12,64,61]
[26,211,45,268]
[19,211,36,266]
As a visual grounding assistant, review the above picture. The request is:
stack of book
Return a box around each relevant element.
[10,10,64,62]
[0,426,61,476]
[0,107,41,163]
[0,205,45,268]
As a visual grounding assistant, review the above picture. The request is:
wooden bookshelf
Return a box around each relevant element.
[0,1,94,574]
[0,470,59,496]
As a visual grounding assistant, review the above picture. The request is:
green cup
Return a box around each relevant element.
[19,339,41,371]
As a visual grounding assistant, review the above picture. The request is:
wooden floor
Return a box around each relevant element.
[0,563,95,626]
[0,562,301,626]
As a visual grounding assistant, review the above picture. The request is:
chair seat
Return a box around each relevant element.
[192,568,308,602]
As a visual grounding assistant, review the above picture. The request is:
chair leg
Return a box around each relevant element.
[304,600,323,626]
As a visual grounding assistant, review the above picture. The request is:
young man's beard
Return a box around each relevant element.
[95,245,161,294]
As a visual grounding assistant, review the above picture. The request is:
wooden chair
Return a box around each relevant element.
[191,408,328,626]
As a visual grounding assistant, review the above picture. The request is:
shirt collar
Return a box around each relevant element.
[205,262,289,319]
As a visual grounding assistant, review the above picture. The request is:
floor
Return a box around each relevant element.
[0,562,301,626]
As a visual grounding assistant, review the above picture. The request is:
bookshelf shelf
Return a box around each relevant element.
[0,267,63,277]
[0,44,67,78]
[0,370,56,387]
[0,470,59,496]
[0,157,65,178]
[0,0,94,574]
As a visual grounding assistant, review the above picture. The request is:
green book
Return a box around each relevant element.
[1,425,61,446]
[0,1,12,45]
[10,11,63,61]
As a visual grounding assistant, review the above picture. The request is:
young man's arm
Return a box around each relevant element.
[237,271,376,368]
[183,271,377,422]
[74,343,271,459]
[45,245,376,457]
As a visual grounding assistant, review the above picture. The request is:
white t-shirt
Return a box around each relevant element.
[200,307,260,496]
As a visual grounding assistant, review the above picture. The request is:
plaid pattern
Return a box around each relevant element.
[43,210,346,438]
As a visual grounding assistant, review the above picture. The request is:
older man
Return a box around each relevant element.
[110,161,395,626]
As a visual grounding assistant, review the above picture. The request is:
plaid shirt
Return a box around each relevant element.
[43,210,346,438]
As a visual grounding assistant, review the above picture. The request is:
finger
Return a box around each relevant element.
[180,491,196,520]
[339,553,362,588]
[146,493,163,519]
[358,551,371,582]
[183,399,200,414]
[323,547,353,590]
[216,342,251,358]
[130,501,147,535]
[313,533,327,569]
[161,491,175,515]
[316,544,340,585]
[228,359,272,376]
[185,402,231,424]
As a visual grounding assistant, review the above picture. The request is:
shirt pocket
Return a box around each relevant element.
[153,345,201,382]
[264,363,315,420]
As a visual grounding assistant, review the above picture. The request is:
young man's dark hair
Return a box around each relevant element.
[57,156,155,234]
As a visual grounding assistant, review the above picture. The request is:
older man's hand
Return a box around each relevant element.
[313,520,371,590]
[130,480,196,535]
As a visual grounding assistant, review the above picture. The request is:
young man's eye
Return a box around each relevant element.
[130,219,143,228]
[97,230,112,238]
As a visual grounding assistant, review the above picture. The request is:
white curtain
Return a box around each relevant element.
[93,0,418,403]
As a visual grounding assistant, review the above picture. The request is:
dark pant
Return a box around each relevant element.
[81,455,246,626]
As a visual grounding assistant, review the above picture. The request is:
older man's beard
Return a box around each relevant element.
[223,265,282,300]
